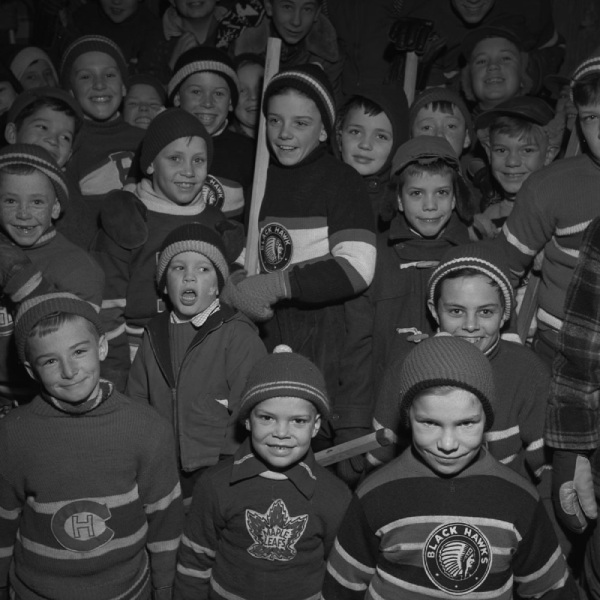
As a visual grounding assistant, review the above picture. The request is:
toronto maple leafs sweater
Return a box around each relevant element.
[323,447,575,600]
[174,439,351,600]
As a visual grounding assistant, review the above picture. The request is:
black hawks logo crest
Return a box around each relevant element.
[245,499,308,561]
[423,522,492,594]
[259,223,293,272]
[203,174,225,209]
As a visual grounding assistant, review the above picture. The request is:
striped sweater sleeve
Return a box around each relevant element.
[322,495,378,600]
[0,471,21,594]
[174,474,219,600]
[138,418,184,594]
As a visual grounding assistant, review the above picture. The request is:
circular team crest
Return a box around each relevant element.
[260,223,293,272]
[423,522,492,594]
[204,174,225,209]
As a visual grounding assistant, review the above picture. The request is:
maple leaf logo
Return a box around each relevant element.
[245,499,308,561]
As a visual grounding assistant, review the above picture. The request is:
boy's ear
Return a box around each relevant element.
[311,414,322,438]
[318,125,327,143]
[121,84,127,99]
[173,93,181,108]
[51,199,61,220]
[98,335,108,362]
[463,128,472,150]
[545,142,560,165]
[427,299,439,323]
[245,418,251,432]
[397,193,404,213]
[147,163,155,175]
[23,360,37,382]
[5,122,17,144]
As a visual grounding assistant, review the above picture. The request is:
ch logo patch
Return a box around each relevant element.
[245,499,307,561]
[259,223,293,272]
[51,500,115,552]
[423,522,492,594]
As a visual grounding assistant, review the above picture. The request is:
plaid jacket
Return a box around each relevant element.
[546,217,600,481]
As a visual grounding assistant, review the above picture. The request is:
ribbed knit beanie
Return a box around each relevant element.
[571,45,600,93]
[408,86,474,143]
[156,222,229,291]
[15,291,103,363]
[139,108,213,175]
[398,335,495,431]
[0,143,69,212]
[239,345,330,421]
[7,86,84,125]
[10,46,58,85]
[168,46,239,106]
[60,34,128,88]
[127,73,167,105]
[428,241,514,321]
[263,64,336,138]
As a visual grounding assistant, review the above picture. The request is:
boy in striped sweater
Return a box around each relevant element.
[323,335,576,599]
[0,292,183,600]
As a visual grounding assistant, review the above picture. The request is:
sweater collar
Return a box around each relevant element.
[135,178,208,214]
[41,378,113,415]
[230,438,317,499]
[387,212,469,245]
[25,226,56,249]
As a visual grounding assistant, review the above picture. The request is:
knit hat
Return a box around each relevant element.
[156,222,229,291]
[460,16,526,61]
[239,345,330,421]
[127,73,167,105]
[0,144,69,212]
[263,64,336,138]
[398,335,495,431]
[571,45,600,92]
[7,86,84,125]
[408,86,474,143]
[475,96,554,130]
[139,108,214,175]
[15,291,103,364]
[60,34,128,88]
[9,46,58,85]
[391,135,461,177]
[168,46,239,106]
[428,241,514,321]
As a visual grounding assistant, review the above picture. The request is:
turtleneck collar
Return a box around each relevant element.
[42,378,113,415]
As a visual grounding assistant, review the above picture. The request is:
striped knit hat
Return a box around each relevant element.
[139,108,213,175]
[398,335,495,431]
[0,144,69,212]
[60,34,128,88]
[571,46,600,95]
[263,64,336,137]
[15,291,103,363]
[156,222,229,291]
[428,241,514,321]
[239,345,330,421]
[168,46,239,106]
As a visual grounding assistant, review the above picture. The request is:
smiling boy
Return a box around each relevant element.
[175,346,350,600]
[0,291,183,600]
[324,335,575,600]
[126,222,266,503]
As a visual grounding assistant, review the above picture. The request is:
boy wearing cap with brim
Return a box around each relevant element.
[59,35,145,246]
[175,346,351,600]
[91,108,242,391]
[168,46,256,221]
[336,137,472,468]
[0,143,104,409]
[472,96,562,236]
[324,334,576,600]
[498,48,600,368]
[223,64,376,460]
[0,291,183,600]
[9,47,58,91]
[126,222,266,504]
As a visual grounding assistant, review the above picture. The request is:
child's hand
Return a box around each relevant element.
[169,33,200,71]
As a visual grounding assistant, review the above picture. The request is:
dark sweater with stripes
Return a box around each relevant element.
[0,384,183,600]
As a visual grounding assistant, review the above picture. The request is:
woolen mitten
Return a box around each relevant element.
[100,191,148,250]
[222,271,290,322]
[0,233,45,303]
[552,450,597,533]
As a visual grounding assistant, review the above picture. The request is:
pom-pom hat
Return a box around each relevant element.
[0,143,69,212]
[139,108,214,175]
[15,292,103,364]
[428,241,515,321]
[60,35,128,88]
[156,222,229,291]
[239,345,330,421]
[398,335,495,431]
[168,46,239,106]
[263,64,336,138]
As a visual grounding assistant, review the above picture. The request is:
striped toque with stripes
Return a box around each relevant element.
[263,63,336,137]
[428,241,514,321]
[0,143,69,212]
[60,34,128,88]
[239,345,330,420]
[15,291,103,363]
[571,46,600,92]
[168,46,239,106]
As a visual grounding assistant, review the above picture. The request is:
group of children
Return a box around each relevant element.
[0,0,598,598]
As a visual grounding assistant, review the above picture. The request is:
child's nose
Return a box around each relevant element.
[438,428,459,453]
[505,149,521,167]
[463,312,479,331]
[16,202,31,219]
[358,137,372,150]
[61,358,78,380]
[273,421,290,437]
[422,194,438,211]
[290,8,302,26]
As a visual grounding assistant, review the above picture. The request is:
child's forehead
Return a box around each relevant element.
[169,250,212,265]
[472,37,520,58]
[402,169,453,186]
[416,104,465,122]
[23,105,76,127]
[252,396,318,415]
[439,272,502,300]
[489,129,541,147]
[268,89,320,114]
[0,168,55,195]
[158,135,207,154]
[413,387,483,411]
[345,105,392,129]
[181,71,229,89]
[72,51,119,70]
